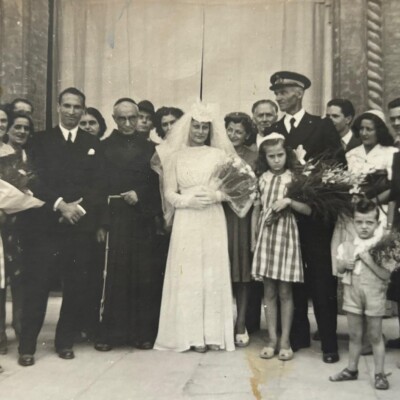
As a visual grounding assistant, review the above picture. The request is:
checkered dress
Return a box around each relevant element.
[251,170,303,282]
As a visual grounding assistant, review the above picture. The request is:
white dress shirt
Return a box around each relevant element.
[283,108,306,133]
[341,129,353,148]
[256,133,268,149]
[59,124,79,143]
[337,234,381,275]
[54,124,86,214]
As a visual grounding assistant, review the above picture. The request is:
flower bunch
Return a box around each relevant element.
[210,155,257,217]
[369,231,400,273]
[285,160,363,223]
[0,154,34,193]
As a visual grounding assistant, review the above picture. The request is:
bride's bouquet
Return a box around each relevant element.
[209,155,257,217]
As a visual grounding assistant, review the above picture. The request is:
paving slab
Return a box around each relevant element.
[0,297,399,400]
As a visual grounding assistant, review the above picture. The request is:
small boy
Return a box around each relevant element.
[329,199,391,390]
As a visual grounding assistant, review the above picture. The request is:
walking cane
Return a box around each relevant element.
[99,195,122,322]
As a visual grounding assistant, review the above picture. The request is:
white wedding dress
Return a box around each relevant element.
[154,145,235,352]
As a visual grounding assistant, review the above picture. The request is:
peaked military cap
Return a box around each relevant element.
[269,71,311,91]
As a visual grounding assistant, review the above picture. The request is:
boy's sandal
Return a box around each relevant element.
[278,348,294,361]
[374,373,389,390]
[207,344,220,351]
[260,346,275,359]
[329,368,358,382]
[235,329,250,348]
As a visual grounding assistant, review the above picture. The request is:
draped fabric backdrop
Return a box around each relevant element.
[54,0,332,135]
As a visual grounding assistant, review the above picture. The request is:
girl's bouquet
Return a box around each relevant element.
[209,155,257,217]
[287,161,365,222]
[369,231,400,273]
[268,157,366,225]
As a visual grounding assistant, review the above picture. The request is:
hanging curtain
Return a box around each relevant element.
[55,0,332,134]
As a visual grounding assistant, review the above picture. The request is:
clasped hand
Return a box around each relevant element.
[58,198,85,225]
[344,259,356,271]
[271,198,291,212]
[186,188,222,209]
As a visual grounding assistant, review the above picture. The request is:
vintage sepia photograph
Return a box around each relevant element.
[1,0,400,398]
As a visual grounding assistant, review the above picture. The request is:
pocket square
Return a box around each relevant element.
[88,148,95,155]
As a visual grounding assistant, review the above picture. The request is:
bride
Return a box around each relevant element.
[154,103,236,352]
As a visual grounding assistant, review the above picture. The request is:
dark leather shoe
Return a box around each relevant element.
[94,343,112,352]
[18,354,35,367]
[136,341,153,350]
[0,333,7,355]
[323,352,339,363]
[57,349,75,360]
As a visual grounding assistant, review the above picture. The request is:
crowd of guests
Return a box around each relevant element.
[0,70,400,391]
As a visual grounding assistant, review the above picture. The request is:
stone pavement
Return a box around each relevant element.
[0,296,399,400]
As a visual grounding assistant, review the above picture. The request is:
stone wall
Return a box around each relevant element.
[0,0,49,131]
[382,0,400,105]
[2,1,400,128]
[333,0,400,115]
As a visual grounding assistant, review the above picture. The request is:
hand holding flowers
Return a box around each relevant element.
[209,155,257,218]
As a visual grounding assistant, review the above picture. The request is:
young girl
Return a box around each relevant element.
[251,133,311,361]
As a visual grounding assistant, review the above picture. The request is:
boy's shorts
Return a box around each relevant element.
[343,267,388,317]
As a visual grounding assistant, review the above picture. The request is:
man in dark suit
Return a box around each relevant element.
[326,98,360,153]
[17,87,105,366]
[265,71,343,363]
[386,97,400,349]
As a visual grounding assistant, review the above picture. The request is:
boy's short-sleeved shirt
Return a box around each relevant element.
[337,234,381,275]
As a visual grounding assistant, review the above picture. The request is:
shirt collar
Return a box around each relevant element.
[341,129,353,146]
[284,108,305,131]
[353,232,380,248]
[256,133,268,148]
[59,124,79,142]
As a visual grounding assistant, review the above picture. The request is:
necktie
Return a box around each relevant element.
[290,117,296,133]
[67,132,73,145]
[341,139,346,150]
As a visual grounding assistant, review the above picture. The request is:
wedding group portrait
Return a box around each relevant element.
[1,0,400,399]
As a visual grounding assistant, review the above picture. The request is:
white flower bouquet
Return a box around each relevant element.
[209,155,257,217]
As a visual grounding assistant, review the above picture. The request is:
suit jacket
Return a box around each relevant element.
[389,152,400,205]
[345,133,361,153]
[266,112,344,240]
[25,126,105,232]
[265,112,345,164]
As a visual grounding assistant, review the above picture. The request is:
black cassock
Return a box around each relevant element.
[99,130,163,346]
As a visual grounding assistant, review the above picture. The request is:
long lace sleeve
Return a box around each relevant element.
[163,152,196,226]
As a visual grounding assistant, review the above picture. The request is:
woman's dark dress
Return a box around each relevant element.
[225,146,257,282]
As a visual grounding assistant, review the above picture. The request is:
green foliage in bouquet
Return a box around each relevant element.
[369,231,400,273]
[286,160,364,222]
[266,155,366,225]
